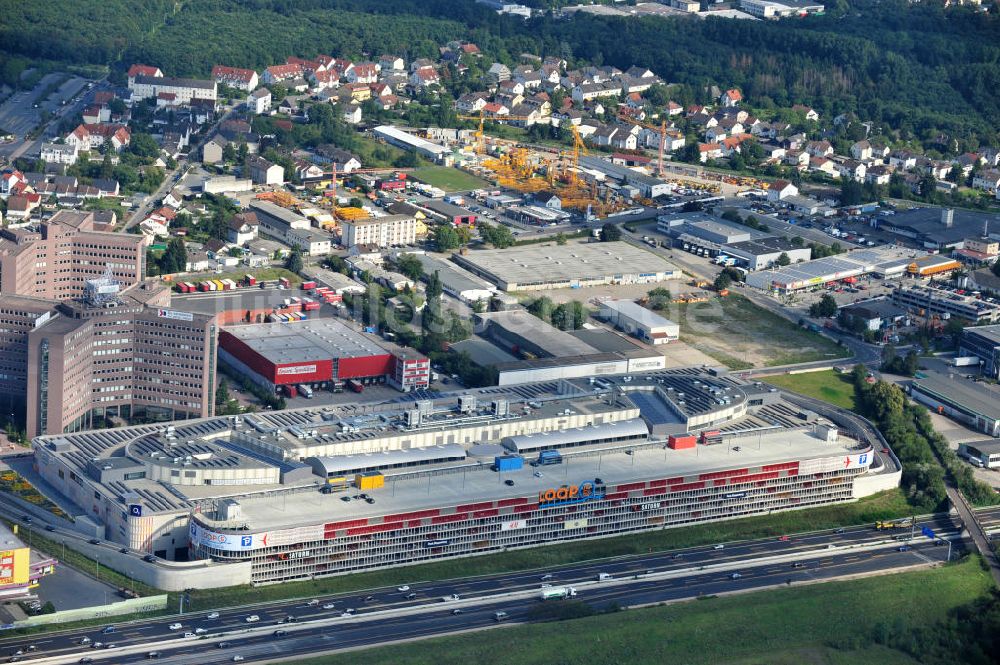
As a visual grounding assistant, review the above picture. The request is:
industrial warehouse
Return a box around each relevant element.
[744,247,946,294]
[219,318,430,393]
[32,369,898,585]
[451,241,683,291]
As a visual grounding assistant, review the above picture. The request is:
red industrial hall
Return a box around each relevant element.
[219,319,427,392]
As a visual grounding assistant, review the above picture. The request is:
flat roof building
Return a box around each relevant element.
[876,207,1000,250]
[0,210,145,300]
[373,126,450,164]
[475,309,599,359]
[413,254,495,303]
[219,318,429,392]
[892,284,1000,324]
[724,237,812,271]
[960,324,1000,378]
[248,200,331,256]
[658,215,754,245]
[453,241,682,291]
[599,299,679,345]
[745,247,923,294]
[340,214,417,249]
[31,369,892,582]
[26,281,217,438]
[910,371,1000,437]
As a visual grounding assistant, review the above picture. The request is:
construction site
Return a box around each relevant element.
[454,111,751,218]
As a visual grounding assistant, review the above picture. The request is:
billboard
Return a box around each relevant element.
[189,522,256,553]
[189,522,323,551]
[276,365,318,376]
[798,451,873,476]
[158,309,194,322]
[538,480,606,509]
[564,518,588,530]
[0,549,28,587]
[500,519,528,532]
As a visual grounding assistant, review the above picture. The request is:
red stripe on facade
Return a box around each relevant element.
[457,501,494,512]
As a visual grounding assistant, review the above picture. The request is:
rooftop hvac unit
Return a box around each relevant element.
[492,399,509,417]
[406,409,421,427]
[417,400,435,416]
[458,395,477,413]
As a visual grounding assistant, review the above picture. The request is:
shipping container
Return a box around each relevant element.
[346,379,364,393]
[537,450,562,466]
[302,280,317,291]
[282,385,298,398]
[279,277,291,288]
[494,455,523,472]
[354,472,385,491]
[668,434,697,450]
[244,274,257,286]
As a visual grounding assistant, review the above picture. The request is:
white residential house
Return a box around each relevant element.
[850,140,873,161]
[226,212,259,245]
[972,169,1000,194]
[378,55,405,71]
[40,142,78,165]
[342,104,362,125]
[767,179,798,201]
[837,159,867,182]
[246,88,271,114]
[247,155,284,186]
[698,143,723,163]
[211,65,259,92]
[455,92,489,113]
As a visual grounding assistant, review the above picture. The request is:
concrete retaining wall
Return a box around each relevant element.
[14,595,169,628]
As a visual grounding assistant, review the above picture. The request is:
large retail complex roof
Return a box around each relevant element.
[33,368,872,519]
[206,426,867,532]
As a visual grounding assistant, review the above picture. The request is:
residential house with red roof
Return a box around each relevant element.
[212,65,259,92]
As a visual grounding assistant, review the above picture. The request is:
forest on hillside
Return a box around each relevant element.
[1,0,998,147]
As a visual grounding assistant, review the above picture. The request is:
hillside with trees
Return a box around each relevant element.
[2,0,999,148]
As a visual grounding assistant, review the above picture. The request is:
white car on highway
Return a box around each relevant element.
[322,603,336,610]
[206,612,220,620]
[397,585,410,592]
[244,615,260,623]
[168,623,182,630]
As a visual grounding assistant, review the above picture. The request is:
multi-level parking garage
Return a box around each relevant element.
[32,368,899,584]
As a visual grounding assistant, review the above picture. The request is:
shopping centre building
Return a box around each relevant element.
[32,369,898,584]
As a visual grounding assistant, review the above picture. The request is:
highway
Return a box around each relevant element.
[0,515,962,664]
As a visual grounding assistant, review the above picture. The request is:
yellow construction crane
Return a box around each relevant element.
[457,112,539,155]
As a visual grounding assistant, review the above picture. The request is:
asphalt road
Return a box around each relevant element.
[0,515,962,663]
[7,535,961,665]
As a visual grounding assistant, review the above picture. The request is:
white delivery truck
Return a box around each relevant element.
[540,587,577,601]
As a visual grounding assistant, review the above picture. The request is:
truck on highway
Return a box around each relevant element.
[540,586,577,601]
[875,517,913,530]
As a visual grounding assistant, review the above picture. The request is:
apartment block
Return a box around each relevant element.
[340,215,417,248]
